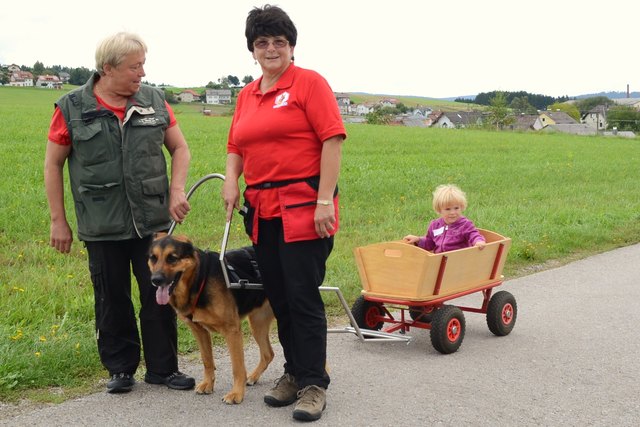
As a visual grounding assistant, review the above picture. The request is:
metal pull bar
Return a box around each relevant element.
[167,173,226,236]
[219,220,264,290]
[164,172,262,290]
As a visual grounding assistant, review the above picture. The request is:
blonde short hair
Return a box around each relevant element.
[432,184,468,213]
[95,32,147,75]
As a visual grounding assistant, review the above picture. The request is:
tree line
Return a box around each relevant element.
[456,90,572,112]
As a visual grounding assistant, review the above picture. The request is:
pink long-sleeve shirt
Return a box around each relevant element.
[418,216,485,253]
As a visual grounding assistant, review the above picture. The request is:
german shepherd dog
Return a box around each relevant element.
[148,233,275,404]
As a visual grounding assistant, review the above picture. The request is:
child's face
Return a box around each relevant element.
[438,203,463,225]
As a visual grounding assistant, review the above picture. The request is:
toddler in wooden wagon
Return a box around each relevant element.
[403,184,486,253]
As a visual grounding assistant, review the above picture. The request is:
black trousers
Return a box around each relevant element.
[255,218,333,389]
[85,236,178,376]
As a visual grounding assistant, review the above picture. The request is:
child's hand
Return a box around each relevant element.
[475,240,486,250]
[403,235,420,245]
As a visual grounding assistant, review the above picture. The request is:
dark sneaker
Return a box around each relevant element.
[106,373,134,394]
[144,371,195,390]
[292,385,326,421]
[264,373,298,407]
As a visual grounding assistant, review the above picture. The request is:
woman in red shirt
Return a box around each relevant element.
[222,5,346,422]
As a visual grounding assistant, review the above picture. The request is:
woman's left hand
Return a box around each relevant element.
[314,204,336,238]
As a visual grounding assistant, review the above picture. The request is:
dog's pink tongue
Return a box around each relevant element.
[156,286,170,305]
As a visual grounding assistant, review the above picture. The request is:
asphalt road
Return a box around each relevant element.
[2,244,640,426]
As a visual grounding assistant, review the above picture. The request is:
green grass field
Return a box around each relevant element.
[1,86,639,402]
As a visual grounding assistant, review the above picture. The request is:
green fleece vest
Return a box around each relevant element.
[56,73,171,241]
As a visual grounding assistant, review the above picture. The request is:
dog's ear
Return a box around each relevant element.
[171,235,195,257]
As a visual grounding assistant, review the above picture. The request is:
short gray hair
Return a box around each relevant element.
[95,32,147,75]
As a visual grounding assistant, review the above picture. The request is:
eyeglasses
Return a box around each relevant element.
[253,38,289,49]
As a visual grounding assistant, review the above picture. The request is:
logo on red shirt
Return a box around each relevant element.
[273,91,290,109]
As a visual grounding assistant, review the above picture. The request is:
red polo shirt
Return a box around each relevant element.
[228,64,346,219]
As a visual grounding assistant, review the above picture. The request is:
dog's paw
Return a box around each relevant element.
[221,390,244,404]
[246,375,259,386]
[195,380,214,395]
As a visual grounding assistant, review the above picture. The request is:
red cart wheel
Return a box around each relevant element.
[430,305,465,354]
[351,295,385,331]
[486,291,517,336]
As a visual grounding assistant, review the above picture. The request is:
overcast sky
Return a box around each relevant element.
[1,0,637,99]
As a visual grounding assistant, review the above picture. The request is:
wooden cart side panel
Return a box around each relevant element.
[354,230,511,301]
[478,228,505,244]
[436,239,511,296]
[353,247,371,292]
[479,229,512,281]
[353,242,441,299]
[361,277,502,301]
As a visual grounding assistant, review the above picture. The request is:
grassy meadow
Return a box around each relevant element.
[1,85,639,402]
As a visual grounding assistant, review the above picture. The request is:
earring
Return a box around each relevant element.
[254,60,257,65]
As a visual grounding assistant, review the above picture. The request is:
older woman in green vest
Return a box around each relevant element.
[44,31,195,394]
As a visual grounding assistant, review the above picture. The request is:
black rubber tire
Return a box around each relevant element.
[351,295,385,331]
[486,291,517,336]
[408,305,435,323]
[430,305,465,354]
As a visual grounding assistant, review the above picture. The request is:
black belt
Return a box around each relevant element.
[246,176,319,190]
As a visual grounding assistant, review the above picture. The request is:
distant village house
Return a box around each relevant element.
[432,111,483,129]
[9,69,34,87]
[581,105,607,131]
[205,89,232,105]
[36,75,63,89]
[532,111,577,131]
[611,98,640,110]
[176,89,201,103]
[334,92,351,115]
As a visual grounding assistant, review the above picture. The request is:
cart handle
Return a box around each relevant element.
[219,218,264,290]
[166,173,263,290]
[167,173,226,236]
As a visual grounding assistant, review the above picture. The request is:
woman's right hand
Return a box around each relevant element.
[50,219,73,254]
[221,180,240,221]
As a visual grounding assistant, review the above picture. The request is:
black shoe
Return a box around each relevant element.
[107,373,135,394]
[144,370,195,390]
